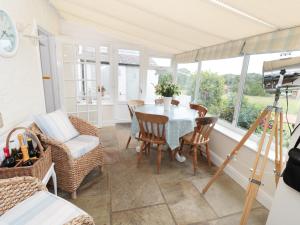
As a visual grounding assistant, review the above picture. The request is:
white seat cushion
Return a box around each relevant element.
[0,191,87,225]
[65,135,99,159]
[34,110,79,143]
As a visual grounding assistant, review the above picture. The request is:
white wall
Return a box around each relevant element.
[209,127,276,209]
[0,0,60,135]
[209,106,300,210]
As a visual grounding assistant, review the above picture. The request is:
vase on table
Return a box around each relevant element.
[163,97,172,111]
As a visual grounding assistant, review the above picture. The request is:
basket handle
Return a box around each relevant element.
[5,127,44,157]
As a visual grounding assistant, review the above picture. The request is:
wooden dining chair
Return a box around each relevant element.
[179,117,218,175]
[135,112,169,174]
[154,98,164,105]
[126,100,145,149]
[189,103,208,118]
[171,99,180,106]
[155,98,180,106]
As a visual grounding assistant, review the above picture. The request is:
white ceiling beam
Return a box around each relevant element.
[50,0,198,52]
[59,11,181,54]
[116,0,272,42]
[209,0,277,29]
[115,0,230,41]
[58,0,203,48]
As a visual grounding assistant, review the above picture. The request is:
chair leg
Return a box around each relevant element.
[172,149,176,161]
[146,143,151,157]
[137,142,145,167]
[71,191,77,199]
[193,145,198,175]
[179,138,184,153]
[205,143,211,167]
[126,136,132,149]
[168,147,173,161]
[157,144,162,174]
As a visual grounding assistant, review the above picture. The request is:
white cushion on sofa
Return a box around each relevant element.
[0,191,87,225]
[65,135,99,159]
[34,110,79,143]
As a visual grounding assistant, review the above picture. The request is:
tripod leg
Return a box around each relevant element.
[202,108,270,194]
[248,111,272,179]
[239,175,261,225]
[240,112,279,225]
[274,111,283,185]
[279,111,283,172]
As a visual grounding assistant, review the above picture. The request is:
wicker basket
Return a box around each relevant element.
[0,127,52,181]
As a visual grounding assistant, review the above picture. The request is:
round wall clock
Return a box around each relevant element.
[0,9,19,57]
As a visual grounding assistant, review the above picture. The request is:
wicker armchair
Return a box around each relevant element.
[0,177,94,225]
[30,116,104,199]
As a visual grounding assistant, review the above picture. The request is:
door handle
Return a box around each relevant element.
[42,75,51,80]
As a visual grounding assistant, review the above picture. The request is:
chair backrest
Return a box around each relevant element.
[135,112,168,142]
[154,99,164,105]
[155,99,180,106]
[127,100,145,119]
[171,99,180,106]
[191,117,218,144]
[189,103,208,118]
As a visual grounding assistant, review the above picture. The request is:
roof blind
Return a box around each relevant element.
[196,40,245,61]
[174,50,198,63]
[243,26,300,54]
[175,26,300,63]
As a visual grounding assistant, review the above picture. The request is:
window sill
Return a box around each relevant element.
[213,123,286,162]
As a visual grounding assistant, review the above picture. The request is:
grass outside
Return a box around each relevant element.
[245,95,300,115]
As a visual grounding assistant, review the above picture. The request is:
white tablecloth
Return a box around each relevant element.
[131,105,198,150]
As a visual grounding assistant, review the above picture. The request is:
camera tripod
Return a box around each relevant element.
[202,89,284,225]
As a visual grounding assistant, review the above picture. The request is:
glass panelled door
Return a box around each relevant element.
[62,43,102,127]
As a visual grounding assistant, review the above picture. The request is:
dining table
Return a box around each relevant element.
[131,104,198,150]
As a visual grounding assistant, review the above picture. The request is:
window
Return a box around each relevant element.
[177,63,199,106]
[118,49,140,101]
[76,45,97,105]
[238,52,300,147]
[146,69,172,103]
[100,46,112,103]
[146,57,172,103]
[62,44,98,125]
[149,57,171,67]
[195,57,244,123]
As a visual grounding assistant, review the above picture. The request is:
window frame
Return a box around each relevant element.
[144,56,173,103]
[174,52,300,149]
[116,48,141,103]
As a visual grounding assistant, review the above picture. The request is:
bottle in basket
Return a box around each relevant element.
[17,134,25,156]
[20,145,33,166]
[10,140,22,161]
[27,138,37,158]
[1,147,16,167]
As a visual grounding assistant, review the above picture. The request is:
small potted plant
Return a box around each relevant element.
[155,80,181,110]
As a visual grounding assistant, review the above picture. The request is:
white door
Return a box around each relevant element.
[61,43,102,127]
[38,29,56,113]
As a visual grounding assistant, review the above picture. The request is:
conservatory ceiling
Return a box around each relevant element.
[50,0,300,54]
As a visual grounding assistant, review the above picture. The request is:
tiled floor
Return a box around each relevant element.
[59,124,268,225]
